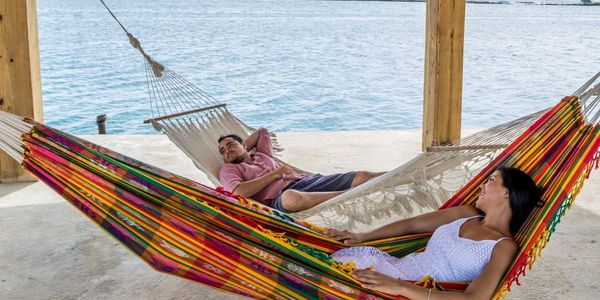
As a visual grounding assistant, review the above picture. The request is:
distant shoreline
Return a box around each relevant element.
[329,0,600,6]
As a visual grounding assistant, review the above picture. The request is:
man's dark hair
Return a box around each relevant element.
[218,134,243,144]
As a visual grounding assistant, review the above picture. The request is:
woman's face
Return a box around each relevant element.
[476,170,509,211]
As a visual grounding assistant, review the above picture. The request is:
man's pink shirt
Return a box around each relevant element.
[218,129,304,205]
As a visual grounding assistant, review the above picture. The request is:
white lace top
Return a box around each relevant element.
[330,216,511,282]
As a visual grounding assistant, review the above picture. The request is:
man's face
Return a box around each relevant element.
[218,137,246,163]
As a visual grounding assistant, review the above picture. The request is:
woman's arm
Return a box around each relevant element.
[457,239,519,299]
[326,205,479,244]
[354,240,518,300]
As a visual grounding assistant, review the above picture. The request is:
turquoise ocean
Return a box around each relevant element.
[37,0,600,134]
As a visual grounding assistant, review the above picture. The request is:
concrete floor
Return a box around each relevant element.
[1,131,598,299]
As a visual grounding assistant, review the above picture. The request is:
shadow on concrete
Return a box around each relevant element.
[0,182,37,198]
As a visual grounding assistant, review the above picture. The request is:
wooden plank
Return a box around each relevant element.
[143,104,226,124]
[0,0,42,182]
[422,0,466,151]
[426,144,507,153]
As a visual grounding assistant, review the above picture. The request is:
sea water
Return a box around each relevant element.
[36,0,599,134]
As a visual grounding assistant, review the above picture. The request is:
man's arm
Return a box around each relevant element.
[243,128,267,152]
[248,128,274,157]
[233,165,294,198]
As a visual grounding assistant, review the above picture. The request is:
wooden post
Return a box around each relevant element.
[96,114,107,134]
[422,0,466,150]
[0,0,43,182]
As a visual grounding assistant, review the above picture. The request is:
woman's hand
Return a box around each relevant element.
[324,229,367,245]
[352,269,405,295]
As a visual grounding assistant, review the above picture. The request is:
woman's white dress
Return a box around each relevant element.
[331,216,510,281]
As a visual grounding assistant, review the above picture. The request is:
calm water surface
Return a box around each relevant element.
[37,0,600,134]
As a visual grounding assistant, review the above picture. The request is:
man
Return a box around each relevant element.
[218,128,384,212]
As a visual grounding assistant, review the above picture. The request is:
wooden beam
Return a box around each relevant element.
[422,0,466,150]
[0,0,42,182]
[143,104,227,124]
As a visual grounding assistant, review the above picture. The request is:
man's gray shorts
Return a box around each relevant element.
[271,172,356,212]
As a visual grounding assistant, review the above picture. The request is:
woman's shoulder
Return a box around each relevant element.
[428,206,482,230]
[491,238,519,259]
[444,205,481,219]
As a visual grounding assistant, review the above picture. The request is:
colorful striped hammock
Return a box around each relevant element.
[5,91,599,299]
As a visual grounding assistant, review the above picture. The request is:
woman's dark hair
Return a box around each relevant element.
[497,166,541,235]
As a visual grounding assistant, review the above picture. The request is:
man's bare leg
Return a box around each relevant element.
[350,171,385,187]
[280,171,385,212]
[280,190,345,212]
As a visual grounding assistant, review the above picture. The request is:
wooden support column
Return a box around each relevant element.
[422,0,465,150]
[0,0,43,182]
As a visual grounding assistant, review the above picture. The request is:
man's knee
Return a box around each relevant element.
[351,171,383,186]
[280,189,304,212]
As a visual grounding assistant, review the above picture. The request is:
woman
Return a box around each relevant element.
[326,167,540,300]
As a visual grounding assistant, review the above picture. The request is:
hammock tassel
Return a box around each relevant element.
[492,285,509,300]
[415,275,437,289]
[330,260,358,275]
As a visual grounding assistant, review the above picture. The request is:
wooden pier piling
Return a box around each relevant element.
[422,0,466,150]
[0,0,43,182]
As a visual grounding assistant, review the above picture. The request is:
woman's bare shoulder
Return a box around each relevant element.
[443,205,481,218]
[490,238,519,263]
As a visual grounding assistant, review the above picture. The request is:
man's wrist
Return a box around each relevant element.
[271,169,281,180]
